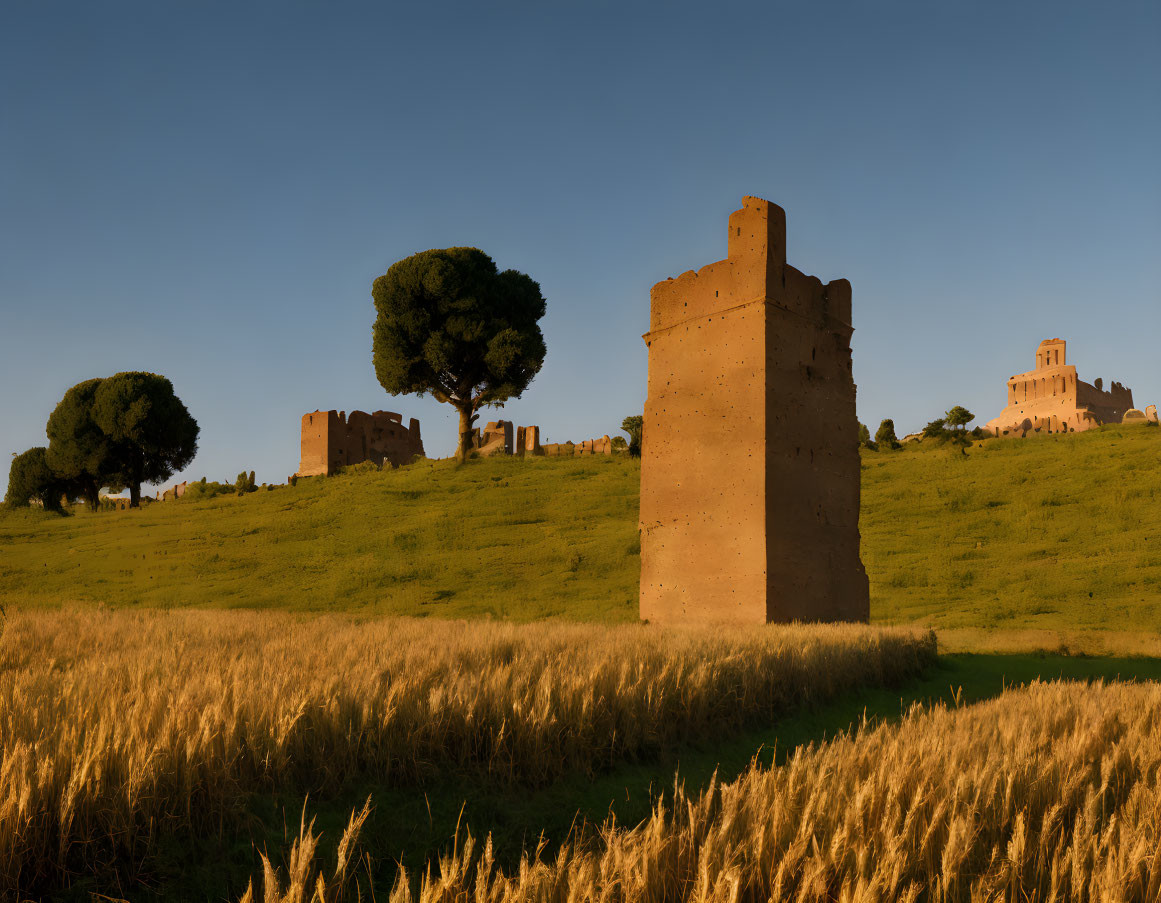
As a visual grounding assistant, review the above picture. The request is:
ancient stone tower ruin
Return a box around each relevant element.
[984,339,1135,436]
[639,196,869,625]
[297,410,424,476]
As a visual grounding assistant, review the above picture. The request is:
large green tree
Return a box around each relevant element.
[5,447,70,511]
[92,372,199,508]
[372,247,547,462]
[46,378,114,511]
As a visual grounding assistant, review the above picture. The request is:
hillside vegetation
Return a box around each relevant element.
[862,425,1161,632]
[0,608,934,899]
[0,456,640,619]
[1,426,1159,631]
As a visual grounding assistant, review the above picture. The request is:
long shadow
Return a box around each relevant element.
[66,653,1161,902]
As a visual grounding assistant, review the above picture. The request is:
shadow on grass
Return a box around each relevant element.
[71,653,1161,902]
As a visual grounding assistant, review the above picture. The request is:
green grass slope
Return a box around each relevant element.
[0,456,641,620]
[862,425,1161,631]
[2,425,1159,630]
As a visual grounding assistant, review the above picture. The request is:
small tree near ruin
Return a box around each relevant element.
[945,405,975,455]
[372,248,546,463]
[93,372,199,508]
[875,419,900,450]
[945,406,974,433]
[622,415,643,457]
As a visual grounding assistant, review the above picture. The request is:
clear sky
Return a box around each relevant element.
[2,1,1158,493]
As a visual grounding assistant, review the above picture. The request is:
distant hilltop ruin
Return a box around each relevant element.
[296,412,613,473]
[297,409,424,476]
[469,420,615,457]
[985,339,1138,436]
[639,196,869,626]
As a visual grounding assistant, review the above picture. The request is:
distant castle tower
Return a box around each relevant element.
[638,197,869,626]
[985,339,1134,436]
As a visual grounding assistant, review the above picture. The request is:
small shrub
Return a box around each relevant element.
[875,419,900,450]
[342,460,381,475]
[182,480,234,502]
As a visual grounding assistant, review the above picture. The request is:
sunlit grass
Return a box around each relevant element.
[861,425,1161,632]
[3,425,1160,638]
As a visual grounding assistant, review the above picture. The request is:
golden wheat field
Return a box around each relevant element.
[258,680,1161,903]
[0,608,934,897]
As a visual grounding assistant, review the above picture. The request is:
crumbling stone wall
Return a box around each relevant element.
[469,421,546,457]
[297,410,424,476]
[475,421,514,456]
[985,339,1135,437]
[157,481,188,502]
[461,420,612,459]
[639,196,869,626]
[542,436,613,456]
[515,425,542,456]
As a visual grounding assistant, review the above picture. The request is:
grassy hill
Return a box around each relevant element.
[2,425,1159,632]
[0,455,640,620]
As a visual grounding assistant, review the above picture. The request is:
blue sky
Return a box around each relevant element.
[2,1,1158,492]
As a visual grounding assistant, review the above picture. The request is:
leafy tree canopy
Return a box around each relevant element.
[93,372,199,508]
[372,247,546,462]
[46,378,113,511]
[945,406,975,431]
[922,418,949,440]
[857,422,875,449]
[621,415,643,457]
[5,447,69,511]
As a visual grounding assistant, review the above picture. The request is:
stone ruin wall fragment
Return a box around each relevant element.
[297,409,425,476]
[639,196,869,626]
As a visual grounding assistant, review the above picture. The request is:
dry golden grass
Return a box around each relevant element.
[0,607,933,897]
[936,627,1161,658]
[265,680,1161,903]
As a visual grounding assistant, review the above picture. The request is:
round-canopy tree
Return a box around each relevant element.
[945,405,975,432]
[372,247,546,462]
[5,447,70,511]
[46,378,115,512]
[92,372,199,508]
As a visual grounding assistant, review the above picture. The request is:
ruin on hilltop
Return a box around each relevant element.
[296,409,424,476]
[985,339,1136,437]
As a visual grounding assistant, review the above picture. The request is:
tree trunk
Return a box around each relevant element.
[129,482,141,508]
[84,483,100,513]
[456,405,476,464]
